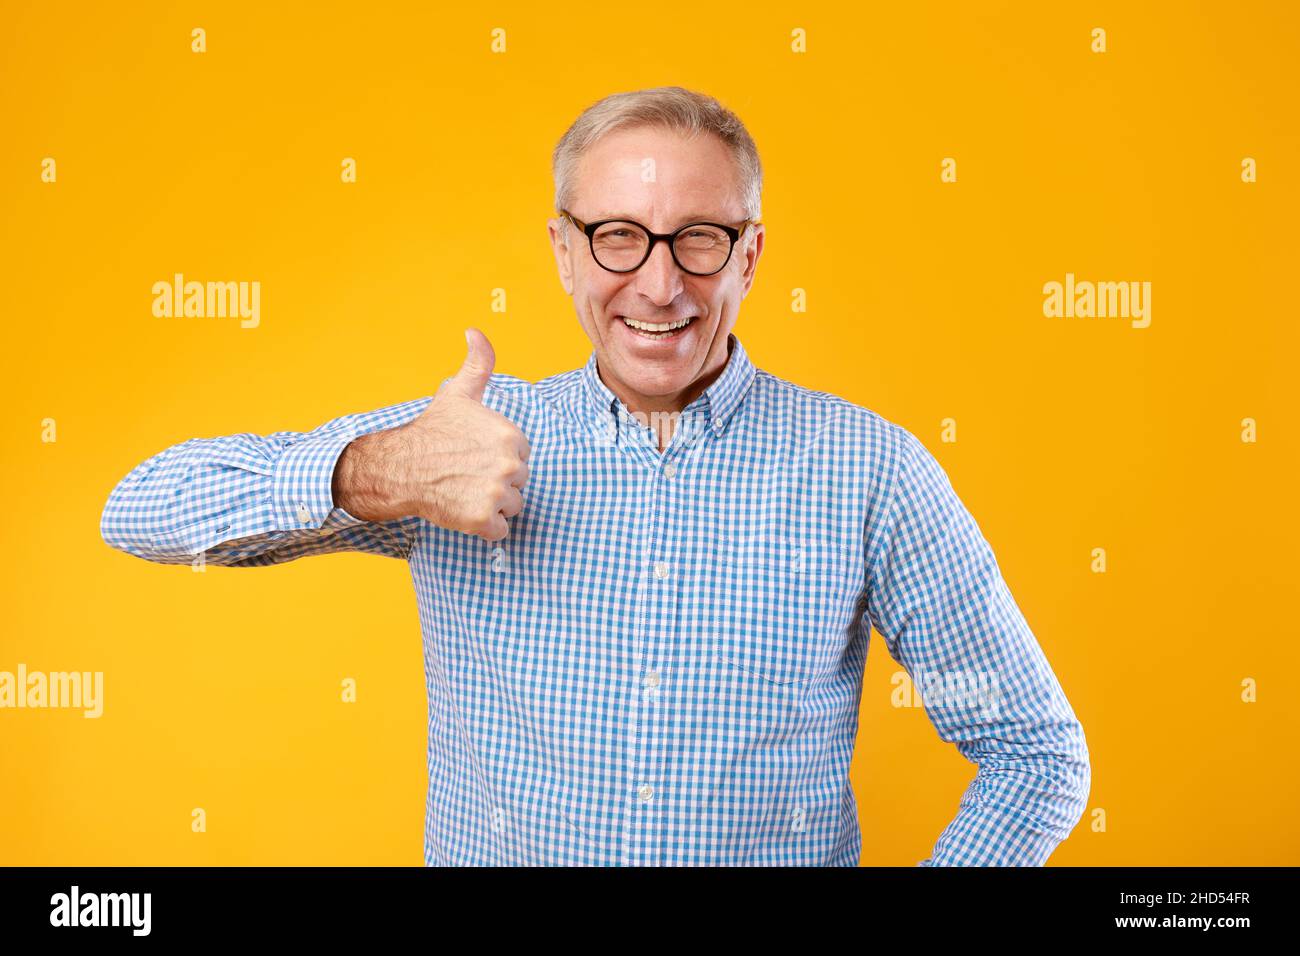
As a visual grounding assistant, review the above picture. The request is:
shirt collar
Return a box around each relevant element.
[579,331,757,442]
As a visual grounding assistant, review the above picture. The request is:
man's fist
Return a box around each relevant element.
[332,328,530,541]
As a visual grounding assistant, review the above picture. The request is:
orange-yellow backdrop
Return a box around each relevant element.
[2,1,1296,865]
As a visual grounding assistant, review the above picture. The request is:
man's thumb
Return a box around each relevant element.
[441,328,496,402]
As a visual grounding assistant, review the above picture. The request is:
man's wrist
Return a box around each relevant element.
[332,427,410,522]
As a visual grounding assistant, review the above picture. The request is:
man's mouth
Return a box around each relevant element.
[618,315,698,340]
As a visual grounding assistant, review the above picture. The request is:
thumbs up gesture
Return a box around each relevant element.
[332,329,530,541]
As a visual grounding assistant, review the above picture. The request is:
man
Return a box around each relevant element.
[101,86,1090,866]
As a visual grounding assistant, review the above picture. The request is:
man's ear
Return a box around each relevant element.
[547,217,575,295]
[738,224,765,298]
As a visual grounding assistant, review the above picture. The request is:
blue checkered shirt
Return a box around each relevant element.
[101,332,1090,866]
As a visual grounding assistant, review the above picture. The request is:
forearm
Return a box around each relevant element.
[920,734,1092,866]
[101,398,431,566]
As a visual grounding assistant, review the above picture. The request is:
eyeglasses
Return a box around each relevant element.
[559,209,760,277]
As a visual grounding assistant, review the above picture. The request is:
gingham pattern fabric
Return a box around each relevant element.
[101,332,1090,866]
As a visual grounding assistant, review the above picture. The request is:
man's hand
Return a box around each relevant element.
[332,328,530,541]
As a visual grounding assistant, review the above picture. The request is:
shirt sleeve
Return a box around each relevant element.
[100,397,433,567]
[865,424,1091,866]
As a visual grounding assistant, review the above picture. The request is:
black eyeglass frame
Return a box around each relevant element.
[559,208,760,277]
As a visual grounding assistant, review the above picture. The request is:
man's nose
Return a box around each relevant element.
[632,238,686,306]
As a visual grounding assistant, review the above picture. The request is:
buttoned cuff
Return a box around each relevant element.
[271,430,361,532]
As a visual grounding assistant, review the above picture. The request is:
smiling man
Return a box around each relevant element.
[101,86,1090,866]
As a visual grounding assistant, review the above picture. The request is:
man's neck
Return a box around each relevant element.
[600,337,733,453]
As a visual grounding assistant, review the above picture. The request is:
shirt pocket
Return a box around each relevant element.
[708,531,861,686]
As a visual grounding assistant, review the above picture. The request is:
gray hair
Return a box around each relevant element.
[552,86,763,224]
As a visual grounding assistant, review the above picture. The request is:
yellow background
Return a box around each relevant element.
[2,1,1296,865]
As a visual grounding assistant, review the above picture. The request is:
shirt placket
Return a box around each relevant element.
[617,403,706,866]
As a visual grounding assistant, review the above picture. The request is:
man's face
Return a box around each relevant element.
[548,126,764,410]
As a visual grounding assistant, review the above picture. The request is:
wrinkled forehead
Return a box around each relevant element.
[571,125,746,228]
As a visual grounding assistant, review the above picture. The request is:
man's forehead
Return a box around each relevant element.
[586,208,739,223]
[571,128,743,222]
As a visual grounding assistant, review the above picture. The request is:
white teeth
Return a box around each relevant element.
[622,316,694,332]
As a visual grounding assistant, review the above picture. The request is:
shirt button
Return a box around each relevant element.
[712,417,724,431]
[637,784,654,802]
[296,503,311,524]
[653,561,669,580]
[645,671,660,689]
[662,461,677,478]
